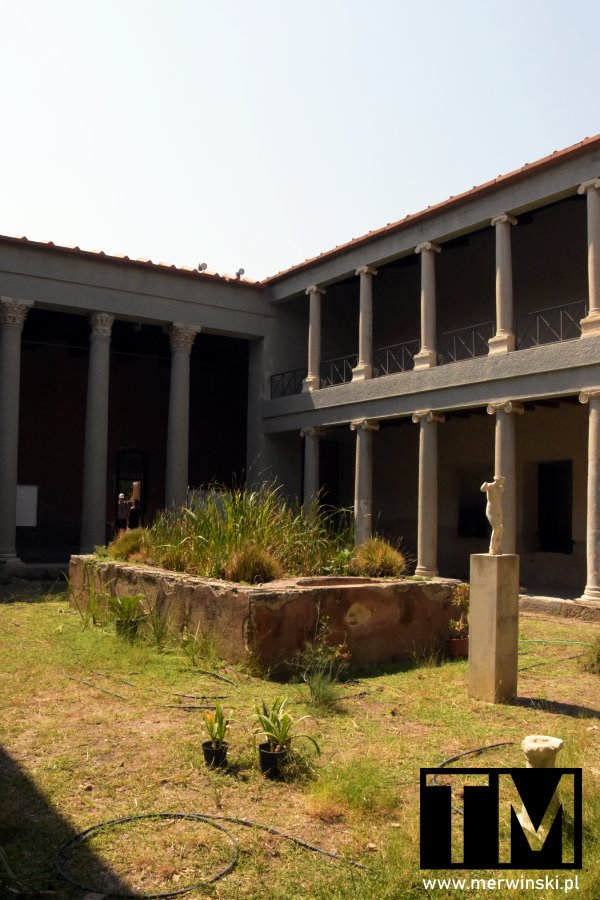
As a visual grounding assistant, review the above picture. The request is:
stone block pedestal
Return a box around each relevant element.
[468,553,519,703]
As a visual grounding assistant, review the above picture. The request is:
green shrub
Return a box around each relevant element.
[348,537,407,577]
[583,636,600,674]
[108,594,145,643]
[224,542,283,583]
[295,613,350,710]
[106,528,147,561]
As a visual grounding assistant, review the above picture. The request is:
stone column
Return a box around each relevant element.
[0,298,32,568]
[486,400,524,554]
[350,418,379,544]
[352,265,377,381]
[578,179,600,337]
[165,323,199,509]
[302,285,325,392]
[80,312,114,553]
[300,426,326,507]
[578,388,600,603]
[412,409,445,576]
[413,242,441,369]
[488,213,517,354]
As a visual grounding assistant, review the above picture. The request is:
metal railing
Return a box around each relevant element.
[374,339,420,376]
[321,353,358,387]
[516,300,588,350]
[437,320,495,364]
[270,366,307,398]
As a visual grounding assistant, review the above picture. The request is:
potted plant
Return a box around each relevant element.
[446,582,469,657]
[201,702,232,768]
[252,697,320,777]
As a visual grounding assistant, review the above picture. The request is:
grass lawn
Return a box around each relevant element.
[1,579,599,898]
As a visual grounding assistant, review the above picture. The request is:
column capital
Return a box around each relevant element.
[578,178,600,195]
[579,388,600,404]
[486,400,525,416]
[355,265,378,277]
[350,418,380,432]
[167,322,200,353]
[89,311,114,340]
[415,241,441,255]
[300,426,327,438]
[0,297,33,328]
[305,284,326,296]
[411,409,445,424]
[491,213,518,227]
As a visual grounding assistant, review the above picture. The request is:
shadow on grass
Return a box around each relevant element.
[508,696,600,719]
[0,578,68,604]
[0,745,134,897]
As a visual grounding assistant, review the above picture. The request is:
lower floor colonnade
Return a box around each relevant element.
[292,392,599,604]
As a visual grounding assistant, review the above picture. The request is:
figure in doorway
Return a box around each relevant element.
[117,493,129,534]
[480,475,505,555]
[128,498,141,530]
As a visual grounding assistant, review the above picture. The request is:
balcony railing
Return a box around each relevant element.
[516,300,588,350]
[270,366,307,399]
[438,321,495,365]
[374,339,420,376]
[321,353,358,387]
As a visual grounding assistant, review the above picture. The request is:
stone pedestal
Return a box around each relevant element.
[468,553,519,703]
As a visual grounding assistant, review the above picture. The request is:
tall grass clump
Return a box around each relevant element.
[348,537,407,577]
[146,483,353,579]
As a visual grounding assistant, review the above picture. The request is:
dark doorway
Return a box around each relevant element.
[319,440,340,508]
[116,450,147,526]
[538,460,573,553]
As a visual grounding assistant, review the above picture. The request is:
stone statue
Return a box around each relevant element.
[480,475,505,555]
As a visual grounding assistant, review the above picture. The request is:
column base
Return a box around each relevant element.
[414,566,438,578]
[578,584,600,605]
[302,375,321,392]
[579,313,600,337]
[0,554,24,574]
[413,349,436,369]
[351,362,372,381]
[488,331,515,355]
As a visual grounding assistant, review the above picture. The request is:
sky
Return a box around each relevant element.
[0,1,598,281]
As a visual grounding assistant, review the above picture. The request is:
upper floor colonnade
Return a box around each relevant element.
[0,298,203,567]
[295,178,600,394]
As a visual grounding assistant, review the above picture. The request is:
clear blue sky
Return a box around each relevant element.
[1,1,597,280]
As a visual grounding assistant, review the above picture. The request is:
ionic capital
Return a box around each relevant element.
[486,400,525,416]
[89,311,114,340]
[300,426,327,438]
[350,418,380,432]
[491,213,518,227]
[0,297,33,328]
[167,322,200,353]
[411,409,445,424]
[305,284,326,296]
[579,388,600,404]
[578,178,600,195]
[355,265,378,277]
[415,241,441,255]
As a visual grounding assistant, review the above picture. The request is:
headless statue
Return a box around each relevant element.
[480,475,506,555]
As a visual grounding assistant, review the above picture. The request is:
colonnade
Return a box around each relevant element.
[301,179,600,388]
[0,302,199,564]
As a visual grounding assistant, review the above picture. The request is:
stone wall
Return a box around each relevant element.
[69,556,456,673]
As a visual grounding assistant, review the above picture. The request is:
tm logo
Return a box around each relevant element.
[420,768,582,869]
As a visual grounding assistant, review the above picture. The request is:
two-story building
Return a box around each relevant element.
[2,134,600,603]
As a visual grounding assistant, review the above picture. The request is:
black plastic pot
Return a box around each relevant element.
[258,742,287,777]
[202,740,228,768]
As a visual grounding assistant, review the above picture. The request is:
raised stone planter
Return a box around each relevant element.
[69,556,457,673]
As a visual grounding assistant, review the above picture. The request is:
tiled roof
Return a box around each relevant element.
[1,134,598,289]
[263,133,600,284]
[0,233,259,286]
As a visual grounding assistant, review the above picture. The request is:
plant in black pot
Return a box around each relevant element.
[446,582,469,657]
[252,697,320,778]
[202,702,232,768]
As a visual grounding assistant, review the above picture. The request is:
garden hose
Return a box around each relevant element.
[434,741,515,818]
[56,810,368,899]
